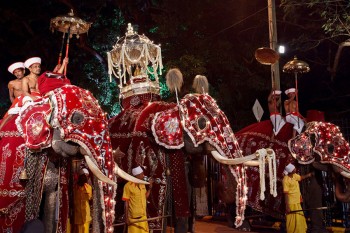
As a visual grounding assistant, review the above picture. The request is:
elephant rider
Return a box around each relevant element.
[283,163,313,233]
[8,62,26,103]
[1,62,25,119]
[122,166,153,233]
[22,56,42,101]
[268,90,286,135]
[0,62,28,131]
[74,168,92,233]
[0,58,70,132]
[284,88,305,137]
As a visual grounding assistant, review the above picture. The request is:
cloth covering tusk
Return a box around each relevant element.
[211,150,256,165]
[115,163,149,184]
[84,155,117,186]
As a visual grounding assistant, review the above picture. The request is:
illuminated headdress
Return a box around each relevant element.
[107,23,163,99]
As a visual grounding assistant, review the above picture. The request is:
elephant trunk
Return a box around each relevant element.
[334,175,350,202]
[52,129,79,157]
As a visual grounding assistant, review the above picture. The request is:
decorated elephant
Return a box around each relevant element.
[106,24,278,232]
[232,118,350,232]
[0,84,143,233]
[289,121,350,202]
[233,120,295,219]
[109,90,278,232]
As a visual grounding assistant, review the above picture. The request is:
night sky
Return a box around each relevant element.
[1,0,350,131]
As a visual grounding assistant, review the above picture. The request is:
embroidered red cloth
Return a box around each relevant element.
[0,116,26,233]
[236,120,295,219]
[17,99,53,151]
[38,71,71,95]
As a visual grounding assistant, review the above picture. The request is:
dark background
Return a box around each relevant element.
[1,0,350,132]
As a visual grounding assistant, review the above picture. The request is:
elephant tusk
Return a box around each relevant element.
[84,156,117,186]
[211,150,256,165]
[114,163,149,184]
[340,171,350,179]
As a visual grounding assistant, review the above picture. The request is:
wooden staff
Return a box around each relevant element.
[286,206,328,215]
[112,215,171,226]
[57,32,66,65]
[64,26,71,75]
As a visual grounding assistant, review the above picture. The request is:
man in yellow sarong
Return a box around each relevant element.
[74,168,92,233]
[283,163,313,233]
[122,166,153,233]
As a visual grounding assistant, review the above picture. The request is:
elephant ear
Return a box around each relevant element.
[151,106,184,149]
[16,98,53,151]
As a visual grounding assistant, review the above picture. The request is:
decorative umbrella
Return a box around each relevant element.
[283,56,310,126]
[50,9,91,73]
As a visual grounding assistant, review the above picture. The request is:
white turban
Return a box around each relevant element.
[24,57,41,68]
[132,166,143,176]
[8,62,25,74]
[283,163,295,175]
[79,168,89,175]
[272,90,281,95]
[285,88,296,95]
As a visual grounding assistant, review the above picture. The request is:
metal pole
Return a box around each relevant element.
[268,0,280,91]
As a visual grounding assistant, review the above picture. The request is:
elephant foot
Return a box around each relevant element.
[236,220,251,231]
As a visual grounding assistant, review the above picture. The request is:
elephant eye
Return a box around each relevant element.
[71,111,85,125]
[310,133,316,146]
[197,116,208,131]
[327,144,335,154]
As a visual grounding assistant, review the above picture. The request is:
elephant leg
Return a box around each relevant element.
[42,162,59,233]
[175,217,188,233]
[306,171,328,233]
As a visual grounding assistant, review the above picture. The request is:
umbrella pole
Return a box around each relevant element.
[57,32,66,65]
[294,72,300,128]
[272,71,277,131]
[64,27,71,75]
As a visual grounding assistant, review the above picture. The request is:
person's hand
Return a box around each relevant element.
[148,178,154,189]
[285,206,290,214]
[125,217,130,225]
[53,64,61,73]
[63,57,69,65]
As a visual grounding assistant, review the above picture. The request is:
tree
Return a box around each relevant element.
[280,0,350,116]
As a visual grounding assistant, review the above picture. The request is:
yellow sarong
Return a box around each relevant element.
[286,203,307,233]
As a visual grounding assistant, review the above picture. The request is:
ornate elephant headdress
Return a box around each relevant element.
[289,121,350,171]
[107,23,162,101]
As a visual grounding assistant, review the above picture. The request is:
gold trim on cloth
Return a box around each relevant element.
[0,131,22,138]
[0,189,25,197]
[110,131,148,138]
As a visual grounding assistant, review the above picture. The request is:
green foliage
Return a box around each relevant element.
[281,0,350,38]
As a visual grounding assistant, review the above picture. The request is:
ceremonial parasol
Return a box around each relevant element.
[283,56,310,125]
[50,9,91,73]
